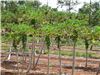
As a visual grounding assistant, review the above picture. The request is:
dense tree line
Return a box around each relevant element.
[1,0,100,75]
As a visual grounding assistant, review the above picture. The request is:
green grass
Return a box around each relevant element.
[44,50,100,58]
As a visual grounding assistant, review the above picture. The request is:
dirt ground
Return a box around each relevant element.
[1,44,100,75]
[1,53,100,75]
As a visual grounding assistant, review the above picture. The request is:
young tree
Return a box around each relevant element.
[45,35,51,75]
[41,23,59,74]
[65,19,81,75]
[79,25,91,68]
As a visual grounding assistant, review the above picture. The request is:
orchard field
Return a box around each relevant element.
[1,0,100,75]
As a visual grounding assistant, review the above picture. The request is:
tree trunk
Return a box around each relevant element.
[96,63,100,75]
[90,44,93,51]
[26,38,35,74]
[47,48,50,75]
[42,40,45,54]
[16,49,20,75]
[26,50,33,74]
[85,39,89,68]
[45,35,51,75]
[55,36,61,75]
[85,48,88,67]
[34,47,43,68]
[33,39,44,69]
[58,47,62,75]
[72,42,76,75]
[32,38,35,69]
[21,47,25,74]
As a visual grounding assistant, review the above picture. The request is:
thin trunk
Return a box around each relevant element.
[34,39,44,69]
[85,39,89,68]
[32,38,35,69]
[26,38,34,74]
[26,50,33,74]
[26,37,35,74]
[90,44,93,50]
[45,35,51,75]
[58,47,62,75]
[16,49,20,75]
[85,48,88,67]
[42,41,45,54]
[96,63,100,75]
[34,47,43,69]
[47,48,50,75]
[56,36,61,75]
[21,48,25,74]
[72,42,76,75]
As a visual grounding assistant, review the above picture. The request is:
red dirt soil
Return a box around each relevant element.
[1,53,100,75]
